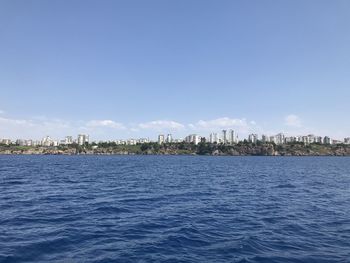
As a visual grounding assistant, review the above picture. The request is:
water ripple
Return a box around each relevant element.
[0,155,350,262]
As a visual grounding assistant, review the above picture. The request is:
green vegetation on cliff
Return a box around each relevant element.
[1,142,350,156]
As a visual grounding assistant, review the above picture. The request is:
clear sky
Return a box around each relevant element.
[0,0,349,141]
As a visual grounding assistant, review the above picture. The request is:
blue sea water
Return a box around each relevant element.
[0,155,350,263]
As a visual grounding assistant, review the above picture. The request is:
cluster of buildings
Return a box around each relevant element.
[157,134,184,144]
[0,134,153,147]
[113,138,150,145]
[0,134,90,147]
[157,130,350,146]
[1,131,350,147]
[249,133,347,145]
[157,129,239,145]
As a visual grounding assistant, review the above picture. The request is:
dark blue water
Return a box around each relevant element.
[0,156,350,262]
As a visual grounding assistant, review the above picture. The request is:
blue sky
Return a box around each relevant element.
[0,0,349,140]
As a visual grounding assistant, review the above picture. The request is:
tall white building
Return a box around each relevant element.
[270,136,277,144]
[307,134,316,144]
[16,139,25,146]
[285,136,297,144]
[185,134,201,145]
[116,140,126,145]
[1,139,12,145]
[315,136,323,143]
[276,133,285,145]
[78,134,89,145]
[261,134,269,143]
[65,136,73,145]
[228,129,237,144]
[323,136,331,144]
[248,134,258,143]
[138,138,149,144]
[158,134,165,144]
[127,139,137,145]
[222,130,227,144]
[42,136,53,147]
[296,136,303,143]
[166,134,173,143]
[209,133,219,143]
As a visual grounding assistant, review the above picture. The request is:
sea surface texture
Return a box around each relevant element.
[0,156,350,263]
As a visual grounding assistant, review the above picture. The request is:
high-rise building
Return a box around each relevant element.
[1,139,12,145]
[344,138,350,144]
[285,136,297,144]
[166,134,173,143]
[270,136,277,144]
[315,136,323,143]
[261,134,269,143]
[222,130,227,144]
[78,134,89,145]
[302,136,309,144]
[209,133,219,143]
[77,135,84,145]
[307,134,316,144]
[276,133,285,145]
[323,136,331,144]
[158,134,165,144]
[16,139,25,146]
[65,136,73,145]
[248,134,258,143]
[185,134,201,145]
[127,139,137,145]
[138,138,149,144]
[228,129,236,144]
[42,136,53,147]
[115,140,126,145]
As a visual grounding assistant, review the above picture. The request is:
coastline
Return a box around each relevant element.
[1,143,350,156]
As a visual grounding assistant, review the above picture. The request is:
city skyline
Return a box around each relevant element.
[1,1,350,140]
[0,112,349,141]
[2,129,349,146]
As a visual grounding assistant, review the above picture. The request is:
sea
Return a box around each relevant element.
[0,155,349,263]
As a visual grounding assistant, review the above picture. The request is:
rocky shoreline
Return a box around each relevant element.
[1,143,350,156]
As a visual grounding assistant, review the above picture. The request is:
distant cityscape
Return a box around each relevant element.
[1,129,350,147]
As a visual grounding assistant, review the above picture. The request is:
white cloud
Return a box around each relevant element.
[0,116,75,139]
[138,120,185,131]
[85,120,125,129]
[0,110,5,114]
[285,114,302,128]
[5,113,346,141]
[0,116,34,127]
[191,117,248,130]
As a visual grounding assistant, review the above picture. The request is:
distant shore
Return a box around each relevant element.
[1,142,350,156]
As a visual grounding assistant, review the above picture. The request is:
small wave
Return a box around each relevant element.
[92,206,130,214]
[274,183,296,189]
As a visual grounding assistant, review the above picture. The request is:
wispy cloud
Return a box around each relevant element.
[0,116,34,127]
[0,116,74,139]
[189,117,248,130]
[138,120,185,131]
[284,114,302,128]
[85,120,126,129]
[2,113,343,140]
